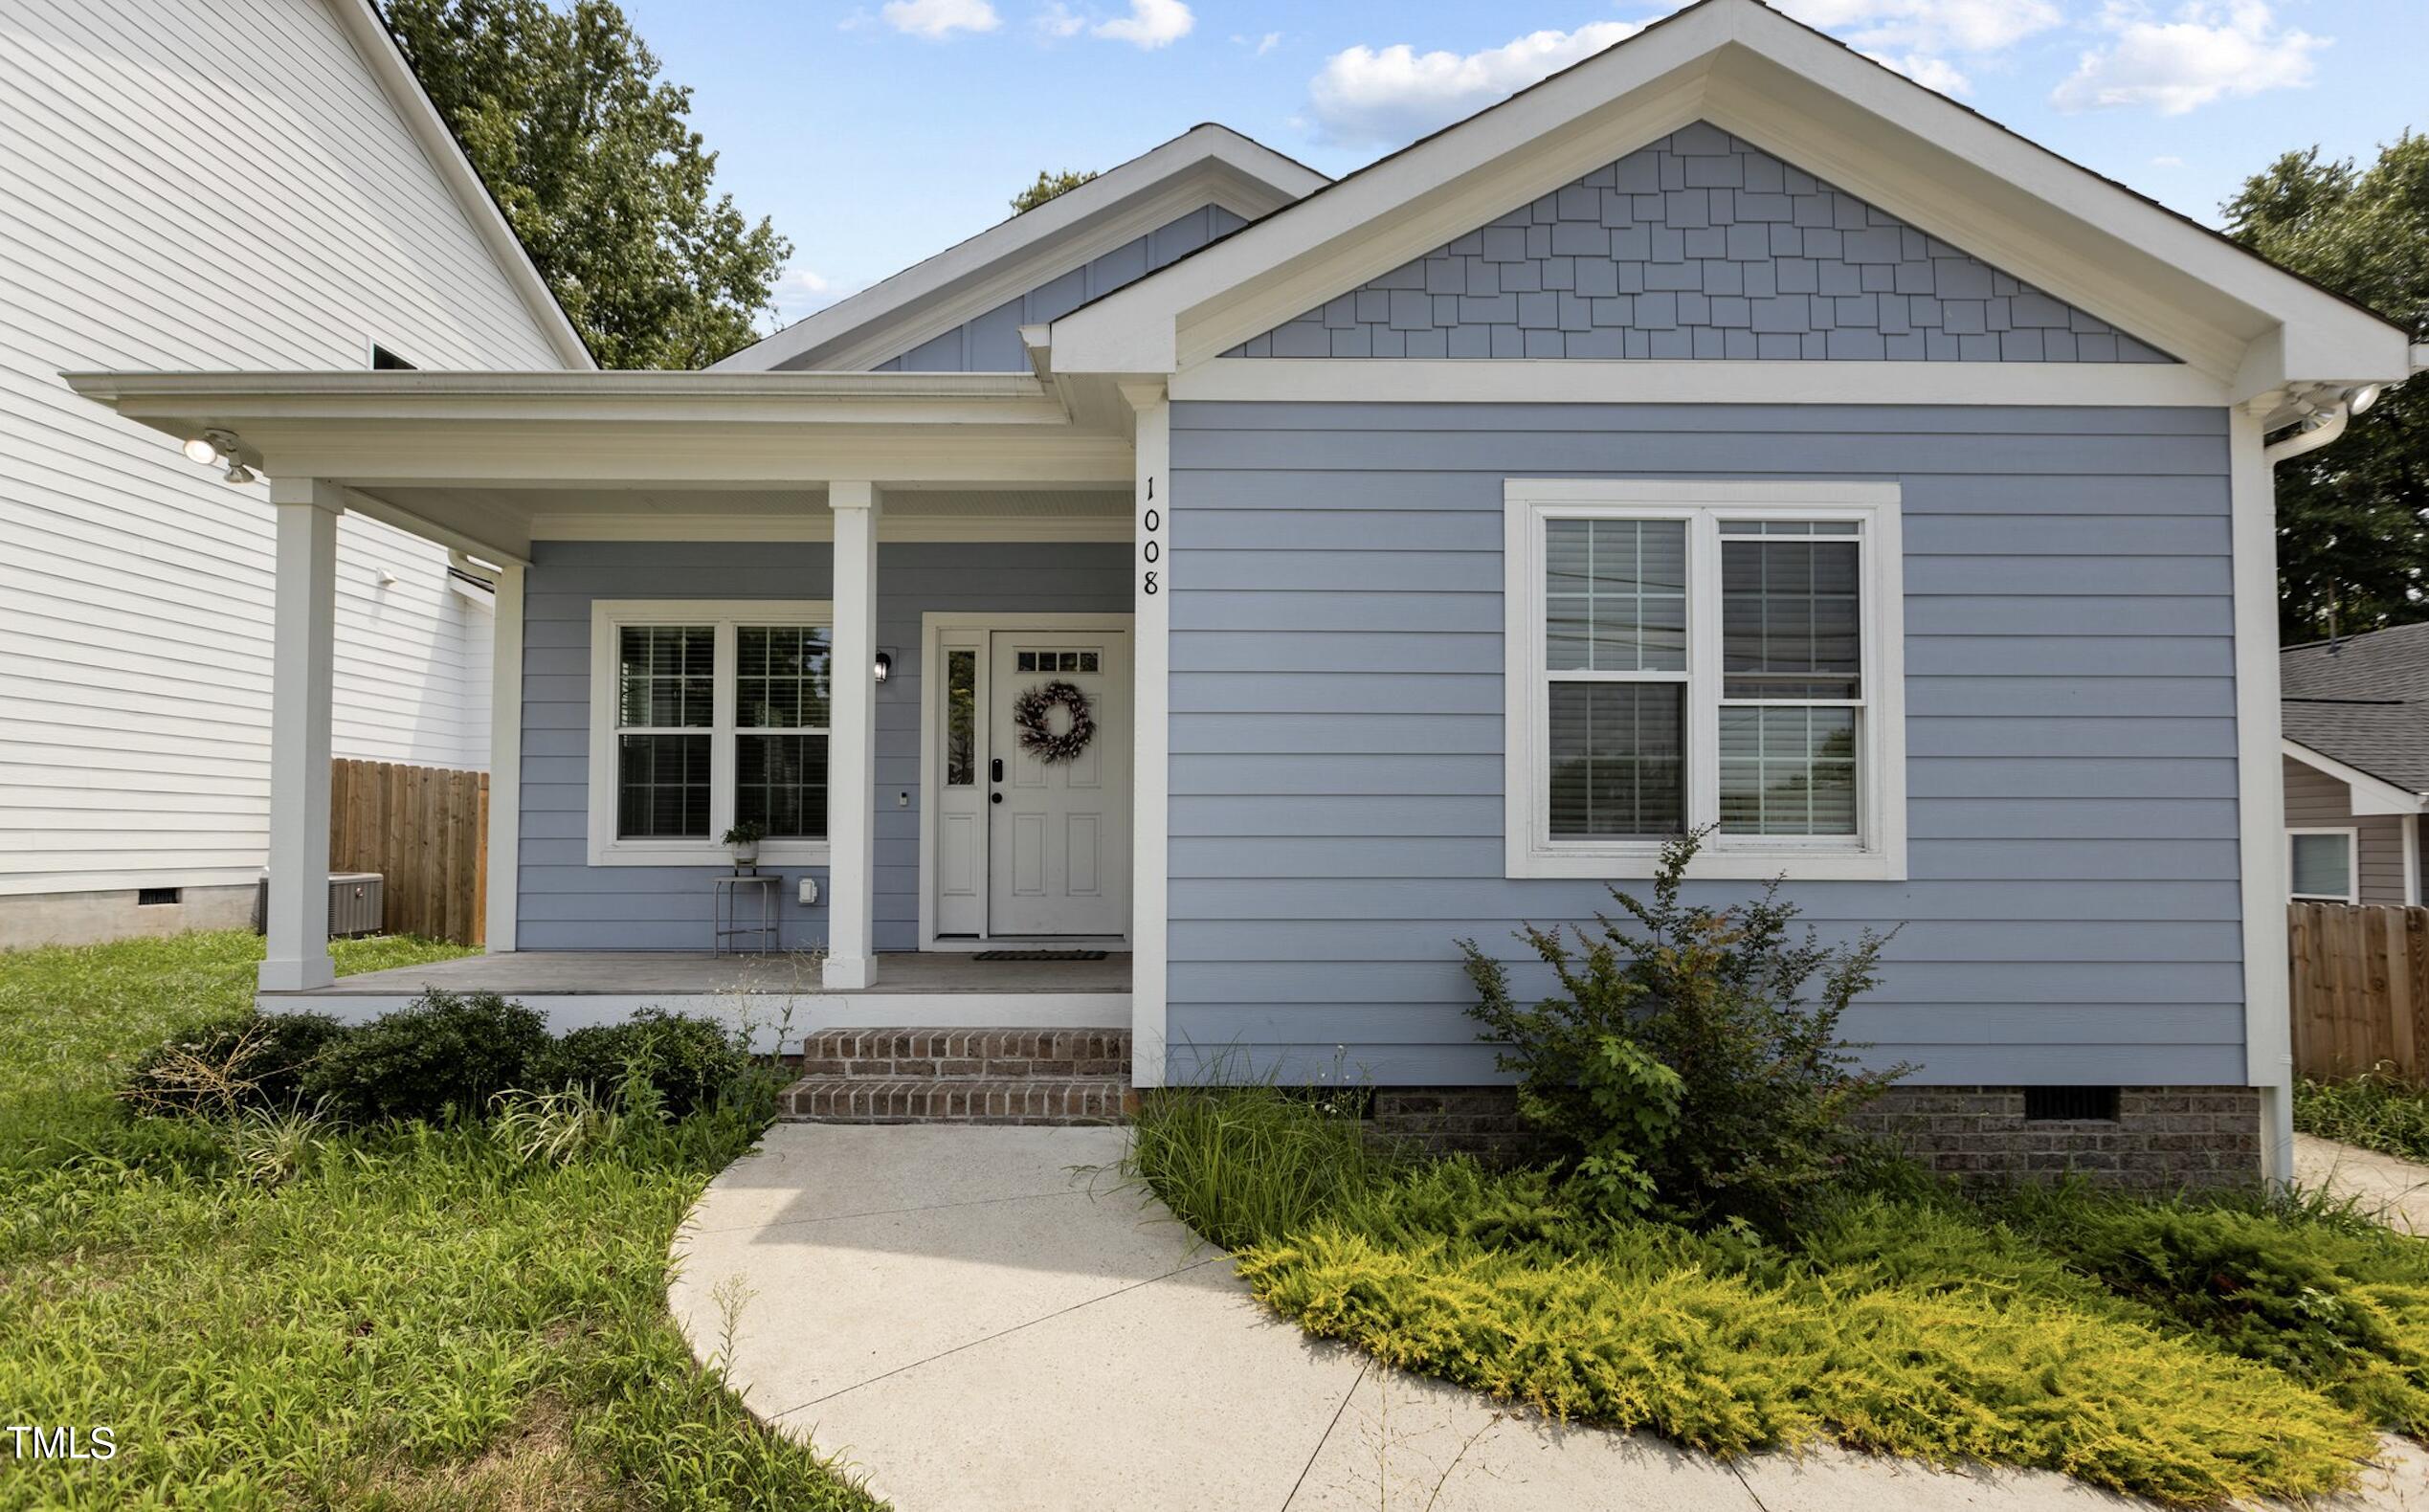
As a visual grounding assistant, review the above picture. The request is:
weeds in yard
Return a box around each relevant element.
[2298,1068,2429,1164]
[1127,1084,2415,1507]
[0,929,875,1510]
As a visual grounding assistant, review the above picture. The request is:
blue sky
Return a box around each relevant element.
[612,0,2424,327]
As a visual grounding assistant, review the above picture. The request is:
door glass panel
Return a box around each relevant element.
[945,649,976,787]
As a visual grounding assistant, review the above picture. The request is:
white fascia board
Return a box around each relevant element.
[2283,737,2428,815]
[711,125,1326,374]
[327,0,593,370]
[1172,360,2231,407]
[1049,0,2411,388]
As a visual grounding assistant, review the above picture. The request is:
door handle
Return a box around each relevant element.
[991,792,1002,804]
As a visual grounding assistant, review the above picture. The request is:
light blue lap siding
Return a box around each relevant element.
[866,205,1249,372]
[517,540,1129,952]
[1164,401,2242,1088]
[1227,122,2173,363]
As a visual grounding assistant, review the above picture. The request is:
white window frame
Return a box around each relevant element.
[2286,826,2360,904]
[1503,478,1906,881]
[587,599,835,868]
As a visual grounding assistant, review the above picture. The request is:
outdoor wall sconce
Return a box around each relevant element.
[873,651,894,684]
[182,429,256,485]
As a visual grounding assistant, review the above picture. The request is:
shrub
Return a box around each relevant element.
[121,1012,348,1119]
[1461,829,1905,1231]
[1990,1181,2429,1434]
[301,989,550,1123]
[531,1008,749,1119]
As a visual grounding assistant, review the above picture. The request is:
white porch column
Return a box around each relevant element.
[824,480,881,989]
[259,478,343,992]
[484,561,524,952]
[1124,384,1170,1088]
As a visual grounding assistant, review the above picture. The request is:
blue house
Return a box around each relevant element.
[74,0,2423,1184]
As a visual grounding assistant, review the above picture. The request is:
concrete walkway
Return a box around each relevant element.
[670,1124,2427,1512]
[2298,1132,2429,1234]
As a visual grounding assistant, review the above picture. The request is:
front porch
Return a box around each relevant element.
[262,949,1133,1043]
[64,369,1171,1083]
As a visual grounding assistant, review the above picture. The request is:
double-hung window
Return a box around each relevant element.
[588,601,834,866]
[2286,829,2357,903]
[1504,480,1905,879]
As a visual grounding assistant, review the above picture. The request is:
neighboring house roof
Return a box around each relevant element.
[338,0,594,369]
[2284,623,2429,796]
[1043,0,2416,390]
[711,123,1328,373]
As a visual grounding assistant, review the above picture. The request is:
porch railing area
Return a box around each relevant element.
[2288,901,2429,1080]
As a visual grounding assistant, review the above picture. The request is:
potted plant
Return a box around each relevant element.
[721,820,765,871]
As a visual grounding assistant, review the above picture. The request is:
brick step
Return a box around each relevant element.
[781,1076,1128,1125]
[794,1027,1129,1079]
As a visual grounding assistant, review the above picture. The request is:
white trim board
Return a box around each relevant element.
[2282,738,2427,816]
[484,562,524,952]
[1171,360,2233,407]
[258,989,1131,1045]
[915,612,1137,952]
[2231,407,2293,1185]
[528,514,1130,544]
[1127,389,1170,1090]
[1501,478,1906,882]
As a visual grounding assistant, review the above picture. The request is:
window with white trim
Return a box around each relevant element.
[2287,829,2357,903]
[589,601,834,866]
[1504,480,1905,880]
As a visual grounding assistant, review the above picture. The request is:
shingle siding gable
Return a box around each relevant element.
[1228,122,2173,363]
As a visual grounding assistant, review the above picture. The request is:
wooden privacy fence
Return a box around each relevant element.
[329,759,488,946]
[2288,901,2429,1080]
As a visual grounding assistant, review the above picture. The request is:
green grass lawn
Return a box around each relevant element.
[1129,1087,2429,1508]
[0,929,879,1511]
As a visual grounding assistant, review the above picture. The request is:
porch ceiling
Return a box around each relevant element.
[62,368,1140,557]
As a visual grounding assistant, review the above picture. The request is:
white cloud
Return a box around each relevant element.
[1863,50,1972,95]
[1093,0,1192,48]
[2052,0,2327,115]
[1035,1,1084,36]
[1772,0,2062,53]
[1244,30,1281,56]
[881,0,1000,39]
[1308,22,1642,146]
[791,269,834,296]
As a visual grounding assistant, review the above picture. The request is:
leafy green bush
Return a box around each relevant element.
[2297,1068,2429,1162]
[531,1007,749,1119]
[1461,829,1905,1230]
[301,990,551,1123]
[121,1012,348,1118]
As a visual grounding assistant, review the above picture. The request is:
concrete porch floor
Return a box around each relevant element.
[273,949,1133,998]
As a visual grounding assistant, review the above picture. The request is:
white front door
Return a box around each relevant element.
[987,632,1129,937]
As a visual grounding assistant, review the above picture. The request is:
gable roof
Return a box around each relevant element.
[2284,623,2429,795]
[712,124,1327,374]
[336,0,592,369]
[1044,0,2414,392]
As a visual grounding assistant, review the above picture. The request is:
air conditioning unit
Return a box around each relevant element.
[253,872,386,938]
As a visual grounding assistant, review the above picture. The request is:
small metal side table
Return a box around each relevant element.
[712,872,781,955]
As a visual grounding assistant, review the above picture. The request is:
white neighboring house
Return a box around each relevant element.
[0,0,591,945]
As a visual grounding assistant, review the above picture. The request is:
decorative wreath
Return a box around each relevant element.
[1014,679,1096,765]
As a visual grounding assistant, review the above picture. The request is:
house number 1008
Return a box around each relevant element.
[1141,480,1162,595]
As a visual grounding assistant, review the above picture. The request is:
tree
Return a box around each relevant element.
[382,0,791,368]
[2225,135,2429,641]
[1011,169,1098,215]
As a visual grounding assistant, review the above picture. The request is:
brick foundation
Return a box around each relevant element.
[1372,1084,2262,1190]
[1851,1086,2262,1190]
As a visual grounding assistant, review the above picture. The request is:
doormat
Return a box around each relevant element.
[972,949,1109,962]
